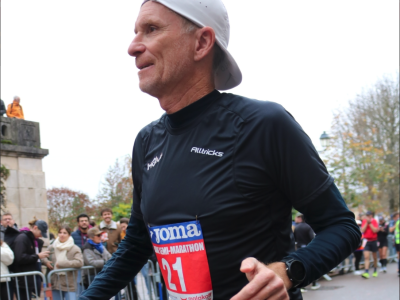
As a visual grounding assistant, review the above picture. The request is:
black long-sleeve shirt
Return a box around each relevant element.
[80,91,360,300]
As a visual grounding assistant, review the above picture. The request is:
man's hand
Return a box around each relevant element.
[231,258,290,300]
[38,251,50,259]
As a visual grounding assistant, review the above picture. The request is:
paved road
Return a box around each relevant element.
[302,262,399,300]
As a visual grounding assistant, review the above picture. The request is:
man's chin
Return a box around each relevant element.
[139,80,161,98]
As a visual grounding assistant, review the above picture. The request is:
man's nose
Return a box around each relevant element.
[128,35,146,57]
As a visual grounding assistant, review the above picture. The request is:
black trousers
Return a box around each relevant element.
[354,251,363,270]
[1,282,13,300]
[16,288,34,300]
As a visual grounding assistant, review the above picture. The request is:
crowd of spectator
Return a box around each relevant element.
[1,209,399,299]
[0,208,142,300]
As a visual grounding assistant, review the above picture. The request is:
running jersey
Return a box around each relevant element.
[362,219,378,241]
[132,90,333,299]
[377,222,389,242]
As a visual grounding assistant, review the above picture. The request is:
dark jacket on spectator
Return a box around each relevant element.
[1,224,19,246]
[71,229,89,250]
[11,231,44,288]
[0,99,6,116]
[294,222,315,249]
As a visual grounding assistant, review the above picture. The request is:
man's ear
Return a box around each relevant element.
[194,26,216,62]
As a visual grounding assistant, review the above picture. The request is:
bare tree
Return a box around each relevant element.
[97,155,133,208]
[47,187,98,231]
[326,74,399,213]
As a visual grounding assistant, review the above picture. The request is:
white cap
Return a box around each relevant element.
[143,0,242,90]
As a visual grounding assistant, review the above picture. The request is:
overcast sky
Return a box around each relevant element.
[1,0,399,199]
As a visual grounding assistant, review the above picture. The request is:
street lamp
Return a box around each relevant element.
[320,131,330,148]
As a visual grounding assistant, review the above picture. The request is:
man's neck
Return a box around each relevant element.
[158,75,215,114]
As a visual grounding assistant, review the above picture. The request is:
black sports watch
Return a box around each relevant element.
[282,259,306,289]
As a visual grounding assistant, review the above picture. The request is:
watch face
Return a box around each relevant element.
[291,261,306,281]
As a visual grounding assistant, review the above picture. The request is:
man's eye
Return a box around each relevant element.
[149,26,156,32]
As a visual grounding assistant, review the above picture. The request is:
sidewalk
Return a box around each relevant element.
[302,262,399,300]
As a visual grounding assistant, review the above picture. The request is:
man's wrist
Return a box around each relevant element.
[266,262,293,290]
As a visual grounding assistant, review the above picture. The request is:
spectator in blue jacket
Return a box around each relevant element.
[71,213,91,297]
[71,214,91,250]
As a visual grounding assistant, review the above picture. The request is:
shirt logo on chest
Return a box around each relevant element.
[147,153,163,170]
[191,147,224,157]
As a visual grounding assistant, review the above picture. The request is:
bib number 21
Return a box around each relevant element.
[162,257,186,291]
[149,220,213,299]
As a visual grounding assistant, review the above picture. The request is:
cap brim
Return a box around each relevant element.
[214,40,242,91]
[41,231,48,238]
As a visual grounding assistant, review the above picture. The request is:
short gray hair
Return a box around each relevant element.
[13,96,20,100]
[180,15,224,73]
[1,212,13,220]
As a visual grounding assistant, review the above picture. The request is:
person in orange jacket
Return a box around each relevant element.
[6,96,24,119]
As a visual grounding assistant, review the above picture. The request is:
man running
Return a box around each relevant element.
[361,211,379,278]
[377,215,389,272]
[79,1,360,299]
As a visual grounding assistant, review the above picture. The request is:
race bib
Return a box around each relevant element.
[149,220,213,300]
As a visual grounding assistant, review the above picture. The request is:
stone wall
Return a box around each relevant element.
[0,117,49,227]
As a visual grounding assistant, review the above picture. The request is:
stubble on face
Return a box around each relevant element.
[79,218,89,230]
[1,217,14,227]
[139,40,193,96]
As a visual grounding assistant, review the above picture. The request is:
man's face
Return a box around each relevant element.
[366,215,373,222]
[102,212,113,223]
[120,223,128,232]
[295,216,302,224]
[129,1,196,98]
[78,217,89,230]
[13,98,20,104]
[1,215,15,227]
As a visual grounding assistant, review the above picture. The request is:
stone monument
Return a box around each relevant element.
[0,116,49,227]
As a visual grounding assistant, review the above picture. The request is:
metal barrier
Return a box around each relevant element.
[0,271,47,300]
[4,240,396,299]
[387,234,398,262]
[47,265,97,300]
[332,235,399,275]
[1,260,161,300]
